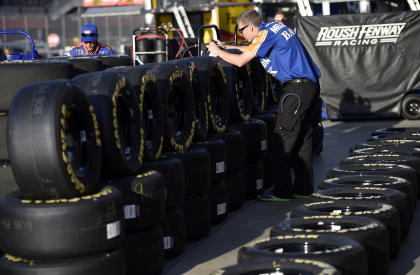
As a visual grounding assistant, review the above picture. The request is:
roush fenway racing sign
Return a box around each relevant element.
[296,12,420,119]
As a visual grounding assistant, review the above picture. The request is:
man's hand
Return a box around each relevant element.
[207,40,222,55]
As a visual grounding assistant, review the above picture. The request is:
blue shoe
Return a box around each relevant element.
[258,194,292,202]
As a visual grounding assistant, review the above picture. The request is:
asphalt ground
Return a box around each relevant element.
[163,118,420,275]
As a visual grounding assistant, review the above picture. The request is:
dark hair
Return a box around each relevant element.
[237,9,262,27]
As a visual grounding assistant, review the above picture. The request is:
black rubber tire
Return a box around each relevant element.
[270,216,389,275]
[320,175,416,213]
[267,75,283,105]
[226,170,245,211]
[51,56,104,77]
[162,208,186,258]
[372,133,420,141]
[327,163,418,196]
[98,54,132,68]
[238,234,368,275]
[249,58,268,115]
[193,56,229,133]
[218,52,253,123]
[140,156,185,210]
[105,170,165,230]
[263,152,275,189]
[371,127,420,137]
[229,119,269,162]
[123,226,164,275]
[363,138,420,149]
[107,66,165,162]
[401,93,420,120]
[191,139,227,183]
[0,60,72,111]
[172,147,211,195]
[0,162,19,199]
[0,249,125,275]
[141,63,196,153]
[209,181,229,224]
[168,58,209,141]
[350,146,420,158]
[207,130,246,172]
[210,258,340,275]
[241,160,265,199]
[0,186,124,259]
[72,71,144,177]
[0,113,7,160]
[183,193,211,242]
[8,80,101,199]
[290,200,401,257]
[252,113,277,153]
[310,186,410,239]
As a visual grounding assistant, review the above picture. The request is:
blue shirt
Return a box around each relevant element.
[248,22,321,83]
[69,42,115,56]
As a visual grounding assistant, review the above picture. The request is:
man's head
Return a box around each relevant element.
[237,9,262,42]
[81,24,98,52]
[274,11,286,24]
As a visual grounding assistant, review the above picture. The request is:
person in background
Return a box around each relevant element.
[69,24,115,56]
[207,9,321,201]
[274,10,287,24]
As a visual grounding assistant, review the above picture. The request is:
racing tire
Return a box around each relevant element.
[123,226,164,275]
[252,113,277,153]
[8,80,101,199]
[107,66,165,162]
[371,127,420,137]
[98,54,132,68]
[249,58,268,115]
[350,146,420,158]
[0,162,19,199]
[226,170,245,211]
[207,130,246,172]
[241,160,264,199]
[210,258,340,275]
[320,175,416,213]
[310,186,410,239]
[193,56,229,133]
[72,71,144,177]
[162,208,186,258]
[0,186,124,259]
[183,193,211,242]
[238,234,368,275]
[267,75,283,105]
[191,139,227,183]
[270,216,389,275]
[51,56,104,77]
[105,170,165,230]
[0,113,7,160]
[140,156,185,210]
[0,249,125,275]
[172,147,211,195]
[0,60,72,111]
[290,200,401,257]
[209,181,229,224]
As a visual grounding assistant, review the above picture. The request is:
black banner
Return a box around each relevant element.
[296,11,420,119]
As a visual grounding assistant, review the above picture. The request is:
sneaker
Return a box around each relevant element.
[258,194,292,202]
[293,194,309,199]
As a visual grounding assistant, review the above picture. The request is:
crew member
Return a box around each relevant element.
[207,9,321,201]
[69,24,115,56]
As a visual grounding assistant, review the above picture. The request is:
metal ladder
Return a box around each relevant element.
[172,4,195,38]
[407,0,420,10]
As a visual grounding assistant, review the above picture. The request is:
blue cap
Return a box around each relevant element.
[81,24,98,42]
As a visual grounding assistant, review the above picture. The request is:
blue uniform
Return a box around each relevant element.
[69,42,115,56]
[248,22,321,83]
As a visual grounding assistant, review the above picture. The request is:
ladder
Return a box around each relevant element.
[407,0,420,11]
[296,0,313,16]
[172,4,195,38]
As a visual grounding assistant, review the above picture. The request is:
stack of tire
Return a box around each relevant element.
[0,79,126,274]
[213,127,420,275]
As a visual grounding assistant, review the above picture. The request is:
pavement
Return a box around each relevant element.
[163,118,420,275]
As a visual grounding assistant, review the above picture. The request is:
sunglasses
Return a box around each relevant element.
[81,33,97,37]
[238,24,249,35]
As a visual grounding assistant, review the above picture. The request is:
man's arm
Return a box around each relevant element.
[207,41,255,67]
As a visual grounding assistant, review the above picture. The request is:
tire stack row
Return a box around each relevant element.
[0,79,127,274]
[212,127,420,275]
